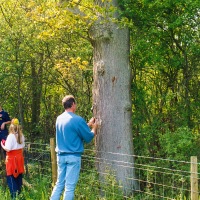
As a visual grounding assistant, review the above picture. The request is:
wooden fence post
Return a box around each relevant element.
[191,156,198,200]
[50,138,57,186]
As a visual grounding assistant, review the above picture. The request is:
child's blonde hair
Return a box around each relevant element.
[9,118,23,144]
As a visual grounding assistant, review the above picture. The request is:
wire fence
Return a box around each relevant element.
[0,141,199,199]
[81,149,199,200]
[24,142,52,180]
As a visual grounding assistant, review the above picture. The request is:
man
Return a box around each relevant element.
[0,104,11,146]
[50,95,97,200]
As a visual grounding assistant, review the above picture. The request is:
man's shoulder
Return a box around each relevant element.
[71,113,84,121]
[68,113,86,124]
[57,112,83,120]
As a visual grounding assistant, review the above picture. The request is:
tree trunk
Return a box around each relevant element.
[89,0,137,196]
[30,59,43,140]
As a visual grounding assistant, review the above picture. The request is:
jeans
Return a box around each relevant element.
[50,154,81,200]
[7,174,23,199]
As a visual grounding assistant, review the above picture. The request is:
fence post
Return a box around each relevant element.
[50,138,57,186]
[191,156,198,200]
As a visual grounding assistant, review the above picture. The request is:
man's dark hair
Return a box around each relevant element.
[62,95,75,109]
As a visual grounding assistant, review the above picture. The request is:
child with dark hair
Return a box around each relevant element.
[1,118,25,199]
[0,105,11,155]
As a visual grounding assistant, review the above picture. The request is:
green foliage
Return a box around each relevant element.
[0,0,199,199]
[160,127,199,160]
[76,169,129,200]
[133,126,200,199]
[0,188,11,200]
[0,176,51,200]
[0,169,127,199]
[76,171,100,199]
[22,176,51,200]
[0,0,198,145]
[120,0,200,162]
[0,0,96,141]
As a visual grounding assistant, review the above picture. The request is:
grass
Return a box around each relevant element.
[0,162,194,200]
[0,173,193,200]
[0,175,51,200]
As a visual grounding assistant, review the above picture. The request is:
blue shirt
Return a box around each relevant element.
[0,110,11,135]
[55,111,94,155]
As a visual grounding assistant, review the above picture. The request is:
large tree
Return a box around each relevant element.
[89,0,137,196]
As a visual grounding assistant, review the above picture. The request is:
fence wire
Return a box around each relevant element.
[0,142,199,199]
[81,149,199,200]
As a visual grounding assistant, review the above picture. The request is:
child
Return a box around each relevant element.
[1,118,25,199]
[0,104,11,156]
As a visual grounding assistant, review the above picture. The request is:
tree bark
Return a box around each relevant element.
[89,0,137,196]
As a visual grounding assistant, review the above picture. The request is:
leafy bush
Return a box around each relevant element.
[159,126,200,160]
